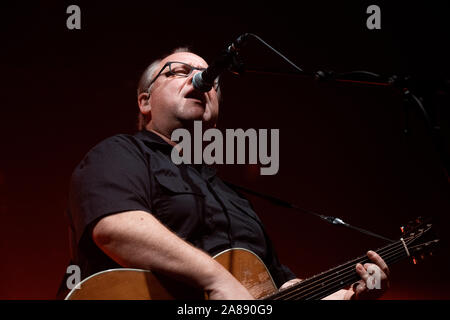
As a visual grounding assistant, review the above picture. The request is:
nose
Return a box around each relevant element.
[184,69,195,88]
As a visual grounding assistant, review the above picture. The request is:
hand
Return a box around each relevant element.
[349,250,390,300]
[207,274,255,300]
[279,278,302,291]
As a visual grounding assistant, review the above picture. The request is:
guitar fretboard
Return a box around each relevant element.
[264,239,409,300]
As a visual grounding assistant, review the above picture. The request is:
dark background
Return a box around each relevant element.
[1,1,449,299]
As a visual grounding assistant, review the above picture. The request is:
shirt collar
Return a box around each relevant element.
[135,129,174,150]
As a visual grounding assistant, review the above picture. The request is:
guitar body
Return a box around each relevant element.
[65,248,278,300]
[65,217,438,300]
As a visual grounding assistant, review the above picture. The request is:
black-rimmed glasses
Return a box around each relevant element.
[147,61,219,91]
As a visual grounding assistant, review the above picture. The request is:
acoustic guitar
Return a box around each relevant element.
[65,217,438,300]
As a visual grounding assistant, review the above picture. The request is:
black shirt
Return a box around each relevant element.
[63,130,295,296]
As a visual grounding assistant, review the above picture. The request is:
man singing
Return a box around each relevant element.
[59,47,390,300]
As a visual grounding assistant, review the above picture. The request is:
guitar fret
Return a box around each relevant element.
[266,240,408,300]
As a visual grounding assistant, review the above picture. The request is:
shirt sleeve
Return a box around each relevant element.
[69,135,152,245]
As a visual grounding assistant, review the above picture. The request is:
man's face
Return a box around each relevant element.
[148,52,219,134]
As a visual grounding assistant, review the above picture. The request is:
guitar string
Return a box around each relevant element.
[278,244,410,300]
[273,237,417,300]
[301,243,427,301]
[266,231,433,300]
[299,250,409,300]
[269,236,415,300]
[269,239,405,300]
[280,232,428,300]
[279,239,426,301]
[272,243,406,300]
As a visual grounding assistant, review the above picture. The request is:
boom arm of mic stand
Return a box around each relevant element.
[243,68,394,87]
[243,67,450,181]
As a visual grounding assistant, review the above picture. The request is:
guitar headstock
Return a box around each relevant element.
[400,216,440,264]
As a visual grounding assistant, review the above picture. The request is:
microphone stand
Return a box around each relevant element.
[220,33,448,243]
[229,33,450,183]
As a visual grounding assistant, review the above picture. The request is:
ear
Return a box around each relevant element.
[138,92,152,116]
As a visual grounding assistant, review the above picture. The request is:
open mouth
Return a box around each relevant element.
[185,90,206,105]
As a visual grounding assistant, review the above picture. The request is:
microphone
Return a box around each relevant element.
[193,33,249,92]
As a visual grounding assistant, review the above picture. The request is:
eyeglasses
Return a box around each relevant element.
[147,61,219,92]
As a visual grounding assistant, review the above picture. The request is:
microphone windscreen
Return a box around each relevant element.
[192,72,213,92]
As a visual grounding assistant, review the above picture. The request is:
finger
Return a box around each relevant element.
[352,280,364,293]
[364,263,380,274]
[355,280,367,296]
[356,263,369,282]
[279,278,302,291]
[367,250,390,276]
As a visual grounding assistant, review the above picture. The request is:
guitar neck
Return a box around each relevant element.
[265,239,409,300]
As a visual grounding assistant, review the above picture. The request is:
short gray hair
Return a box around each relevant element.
[136,47,221,131]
